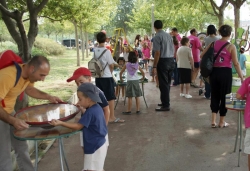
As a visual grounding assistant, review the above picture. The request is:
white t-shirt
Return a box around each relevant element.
[176,46,193,69]
[93,47,115,77]
[123,52,129,62]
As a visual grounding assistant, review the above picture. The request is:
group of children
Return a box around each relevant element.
[48,32,155,171]
[47,29,250,170]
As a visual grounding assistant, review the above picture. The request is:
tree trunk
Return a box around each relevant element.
[14,93,29,112]
[218,12,224,27]
[85,32,89,58]
[73,21,80,66]
[80,23,85,61]
[234,6,240,38]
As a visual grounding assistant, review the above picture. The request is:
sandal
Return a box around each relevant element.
[211,123,217,128]
[109,118,125,123]
[219,122,229,128]
[122,111,131,115]
[191,82,200,88]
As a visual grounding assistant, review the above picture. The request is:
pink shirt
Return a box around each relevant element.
[174,44,179,58]
[176,34,181,42]
[142,47,150,59]
[142,40,151,49]
[237,77,250,128]
[188,35,201,62]
[213,40,232,68]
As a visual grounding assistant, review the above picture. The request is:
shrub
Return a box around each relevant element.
[34,37,65,55]
[0,41,18,52]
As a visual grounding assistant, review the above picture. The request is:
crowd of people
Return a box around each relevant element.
[1,19,250,171]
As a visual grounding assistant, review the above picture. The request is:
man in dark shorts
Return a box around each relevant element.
[152,20,175,111]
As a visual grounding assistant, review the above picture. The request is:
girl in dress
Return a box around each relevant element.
[120,52,145,114]
[141,42,150,72]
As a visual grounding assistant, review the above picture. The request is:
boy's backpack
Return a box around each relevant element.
[200,42,229,78]
[88,49,108,78]
[0,50,23,107]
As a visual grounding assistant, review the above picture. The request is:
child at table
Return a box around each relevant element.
[141,42,150,73]
[239,47,247,78]
[123,46,130,63]
[236,77,250,170]
[49,83,108,171]
[120,51,145,114]
[115,57,125,100]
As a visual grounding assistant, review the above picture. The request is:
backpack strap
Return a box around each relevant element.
[13,61,22,87]
[213,42,230,62]
[97,49,108,60]
[96,49,108,71]
[1,62,22,108]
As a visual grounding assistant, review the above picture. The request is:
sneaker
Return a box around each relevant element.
[180,93,185,97]
[199,89,203,96]
[185,94,192,98]
[203,95,210,100]
[191,82,199,88]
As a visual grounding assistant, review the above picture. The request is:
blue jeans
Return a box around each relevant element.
[204,81,211,98]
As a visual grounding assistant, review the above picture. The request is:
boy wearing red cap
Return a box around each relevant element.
[67,67,110,124]
[67,67,124,123]
[50,83,108,171]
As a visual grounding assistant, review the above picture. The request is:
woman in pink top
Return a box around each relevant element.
[141,35,151,72]
[141,35,151,49]
[201,24,243,128]
[236,77,250,170]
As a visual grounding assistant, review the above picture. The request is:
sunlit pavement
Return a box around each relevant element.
[38,75,248,171]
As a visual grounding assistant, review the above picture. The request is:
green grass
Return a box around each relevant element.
[231,54,250,93]
[29,50,92,106]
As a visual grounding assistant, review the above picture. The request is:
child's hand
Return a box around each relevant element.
[49,119,63,126]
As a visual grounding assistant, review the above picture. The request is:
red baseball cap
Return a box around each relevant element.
[67,67,91,82]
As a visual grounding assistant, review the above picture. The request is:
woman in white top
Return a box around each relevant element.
[176,37,194,98]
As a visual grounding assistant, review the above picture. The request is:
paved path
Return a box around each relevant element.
[37,76,248,171]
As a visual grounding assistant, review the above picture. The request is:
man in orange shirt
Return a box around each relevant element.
[0,55,62,171]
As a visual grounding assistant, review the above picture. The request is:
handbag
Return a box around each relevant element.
[200,41,230,78]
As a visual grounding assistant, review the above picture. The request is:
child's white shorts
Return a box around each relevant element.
[82,141,108,171]
[244,128,250,154]
[241,69,246,77]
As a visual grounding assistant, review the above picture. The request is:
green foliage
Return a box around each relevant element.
[34,37,65,55]
[127,0,217,34]
[110,0,135,32]
[43,0,117,34]
[28,50,90,106]
[0,41,18,52]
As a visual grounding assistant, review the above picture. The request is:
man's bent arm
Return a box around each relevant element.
[25,86,62,103]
